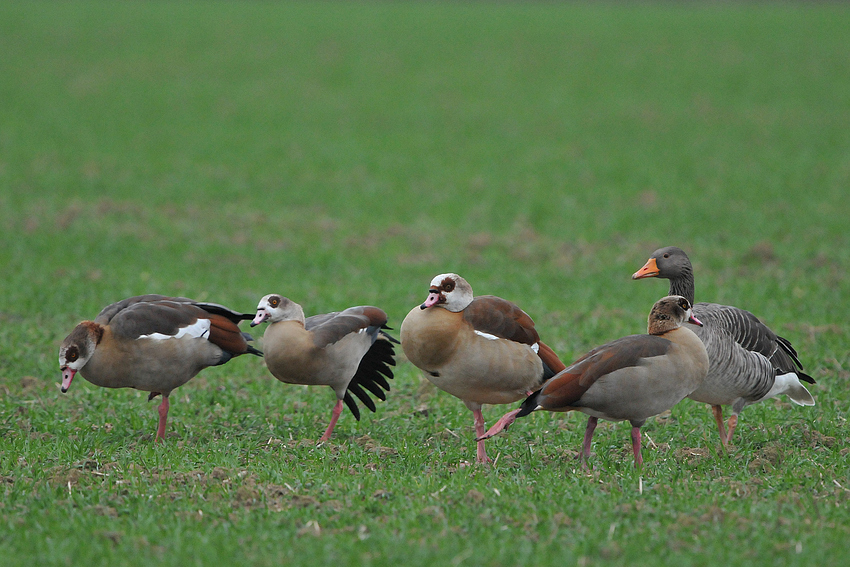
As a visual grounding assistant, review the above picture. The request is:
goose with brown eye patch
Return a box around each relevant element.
[401,272,566,465]
[479,296,709,469]
[633,246,816,448]
[251,293,398,441]
[58,295,262,441]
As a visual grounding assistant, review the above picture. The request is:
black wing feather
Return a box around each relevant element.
[341,333,396,418]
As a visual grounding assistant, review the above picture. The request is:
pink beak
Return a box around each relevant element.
[251,310,269,327]
[420,291,441,309]
[688,314,703,327]
[60,367,76,393]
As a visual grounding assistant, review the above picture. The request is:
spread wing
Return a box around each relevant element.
[307,306,389,349]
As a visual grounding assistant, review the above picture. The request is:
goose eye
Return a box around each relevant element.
[270,297,280,307]
[663,253,670,258]
[66,349,78,362]
[444,282,455,292]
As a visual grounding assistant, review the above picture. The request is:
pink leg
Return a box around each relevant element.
[577,416,598,468]
[631,426,643,468]
[320,399,344,442]
[711,405,729,449]
[472,408,492,464]
[725,414,739,446]
[155,396,170,442]
[477,408,521,441]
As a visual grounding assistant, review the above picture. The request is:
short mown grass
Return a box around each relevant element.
[1,2,848,566]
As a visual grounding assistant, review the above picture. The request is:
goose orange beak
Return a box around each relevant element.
[632,258,659,279]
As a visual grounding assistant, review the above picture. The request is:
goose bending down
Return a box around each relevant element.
[251,295,397,441]
[632,246,815,447]
[58,295,262,441]
[479,296,709,468]
[400,273,566,464]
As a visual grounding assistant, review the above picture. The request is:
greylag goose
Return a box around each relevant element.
[59,295,262,441]
[479,296,709,467]
[251,295,397,441]
[400,273,565,464]
[632,246,815,447]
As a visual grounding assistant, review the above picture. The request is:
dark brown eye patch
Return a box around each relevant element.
[66,348,79,362]
[270,297,280,307]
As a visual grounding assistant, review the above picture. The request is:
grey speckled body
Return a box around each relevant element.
[686,304,778,410]
[633,247,815,445]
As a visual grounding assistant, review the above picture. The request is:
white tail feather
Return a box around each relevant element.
[758,372,816,406]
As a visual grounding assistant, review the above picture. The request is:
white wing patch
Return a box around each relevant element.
[474,330,499,341]
[531,343,540,353]
[139,318,211,341]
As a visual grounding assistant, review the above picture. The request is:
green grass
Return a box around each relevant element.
[1,1,849,565]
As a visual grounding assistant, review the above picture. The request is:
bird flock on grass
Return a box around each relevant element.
[57,246,816,468]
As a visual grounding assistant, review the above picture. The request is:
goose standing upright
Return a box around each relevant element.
[479,296,709,468]
[58,295,262,441]
[251,295,397,441]
[400,273,565,464]
[632,246,815,447]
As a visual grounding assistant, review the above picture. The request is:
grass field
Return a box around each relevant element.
[1,1,849,565]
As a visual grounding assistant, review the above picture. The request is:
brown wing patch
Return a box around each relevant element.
[354,306,389,328]
[462,296,540,345]
[537,341,566,374]
[207,314,249,354]
[537,371,591,409]
[574,335,672,387]
[538,334,672,408]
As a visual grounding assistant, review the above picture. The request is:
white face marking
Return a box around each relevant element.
[58,351,87,371]
[429,273,459,288]
[139,318,211,341]
[252,294,304,324]
[65,358,85,371]
[426,273,473,312]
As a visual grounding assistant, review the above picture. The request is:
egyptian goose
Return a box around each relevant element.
[251,295,397,441]
[58,294,261,441]
[400,273,565,464]
[632,246,815,447]
[479,296,709,468]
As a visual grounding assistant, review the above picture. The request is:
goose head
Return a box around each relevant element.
[251,294,305,326]
[420,273,474,312]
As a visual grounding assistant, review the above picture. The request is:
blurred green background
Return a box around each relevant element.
[1,2,848,566]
